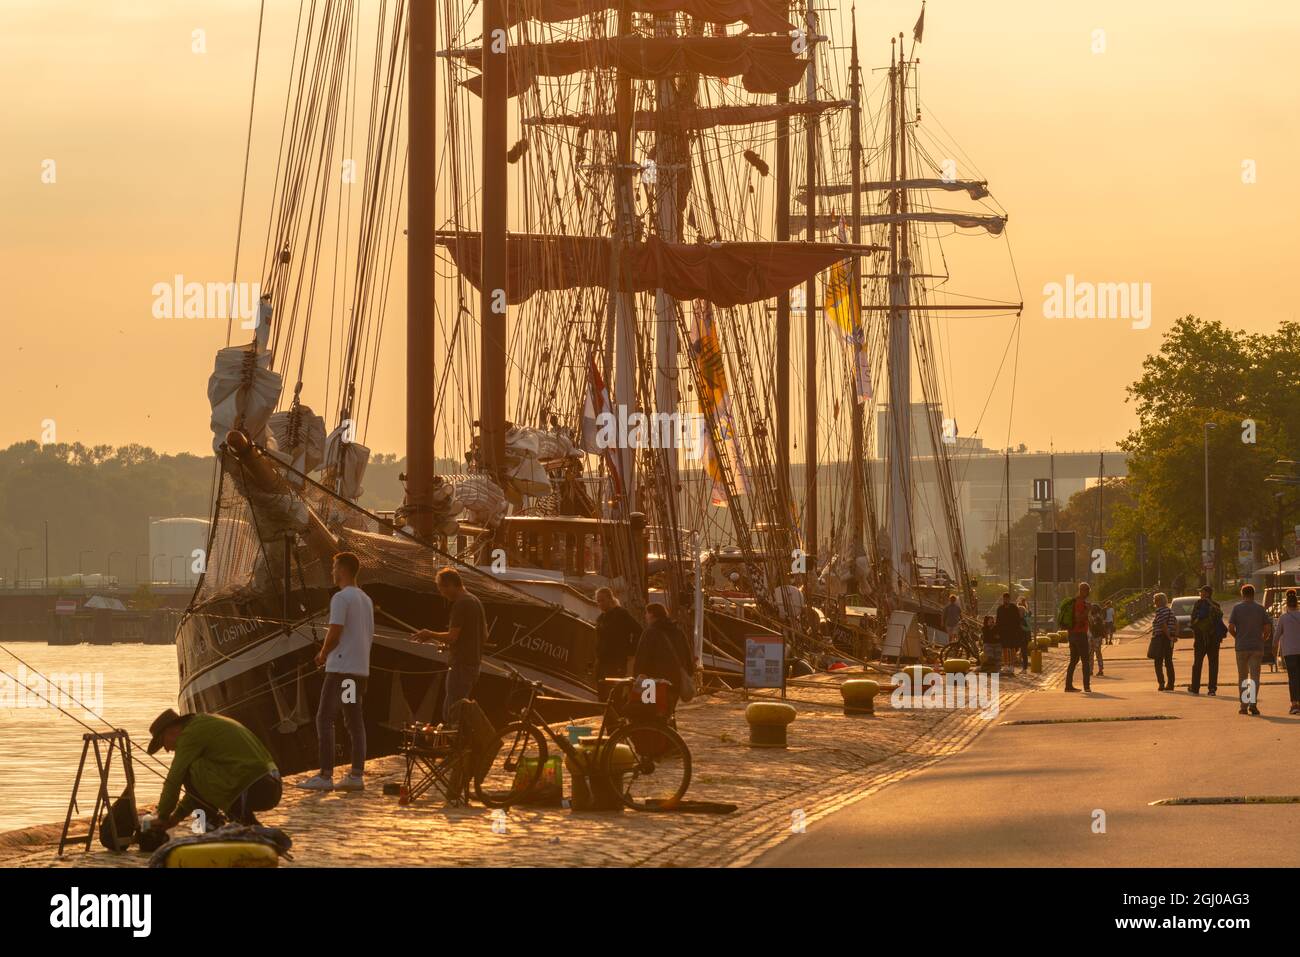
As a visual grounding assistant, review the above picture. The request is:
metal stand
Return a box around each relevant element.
[57,730,136,855]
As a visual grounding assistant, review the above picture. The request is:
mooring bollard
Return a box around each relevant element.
[942,658,971,674]
[745,702,797,748]
[840,679,879,715]
[1030,647,1043,673]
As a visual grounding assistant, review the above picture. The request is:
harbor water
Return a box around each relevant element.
[0,643,178,835]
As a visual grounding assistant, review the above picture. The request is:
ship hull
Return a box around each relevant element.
[176,585,601,775]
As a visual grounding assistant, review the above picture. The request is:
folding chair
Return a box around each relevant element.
[398,699,497,806]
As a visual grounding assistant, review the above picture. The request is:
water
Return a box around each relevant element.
[0,643,178,835]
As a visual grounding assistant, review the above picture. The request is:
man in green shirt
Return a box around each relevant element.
[145,709,281,832]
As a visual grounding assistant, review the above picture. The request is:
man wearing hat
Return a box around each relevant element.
[145,709,281,833]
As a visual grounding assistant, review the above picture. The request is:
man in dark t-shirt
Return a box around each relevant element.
[414,566,487,722]
[594,587,640,699]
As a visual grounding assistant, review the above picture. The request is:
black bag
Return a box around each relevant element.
[98,793,138,852]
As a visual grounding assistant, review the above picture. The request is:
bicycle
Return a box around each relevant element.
[476,665,692,812]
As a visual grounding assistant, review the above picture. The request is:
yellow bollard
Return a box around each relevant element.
[840,679,879,715]
[1030,648,1043,673]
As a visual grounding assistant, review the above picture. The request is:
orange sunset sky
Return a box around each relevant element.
[2,0,1297,459]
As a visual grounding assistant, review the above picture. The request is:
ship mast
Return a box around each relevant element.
[774,4,794,546]
[885,33,915,594]
[803,8,820,570]
[406,1,438,537]
[848,15,865,564]
[480,0,509,481]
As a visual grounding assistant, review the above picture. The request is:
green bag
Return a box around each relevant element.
[1055,596,1074,630]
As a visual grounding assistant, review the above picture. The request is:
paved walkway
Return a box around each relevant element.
[759,619,1300,867]
[4,649,1066,868]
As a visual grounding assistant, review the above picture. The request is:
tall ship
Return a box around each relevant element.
[176,0,1020,773]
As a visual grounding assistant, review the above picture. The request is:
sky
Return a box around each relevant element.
[2,0,1298,458]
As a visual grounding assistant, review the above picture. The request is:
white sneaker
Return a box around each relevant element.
[335,773,365,792]
[296,774,334,791]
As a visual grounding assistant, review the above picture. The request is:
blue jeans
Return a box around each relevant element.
[318,672,367,777]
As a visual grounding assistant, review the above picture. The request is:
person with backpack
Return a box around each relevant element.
[1057,581,1093,692]
[1189,584,1226,695]
[634,603,697,707]
[1149,592,1177,691]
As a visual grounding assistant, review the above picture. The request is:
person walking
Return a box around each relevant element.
[633,603,696,709]
[594,586,640,700]
[301,551,374,791]
[979,614,998,674]
[1103,600,1116,644]
[1016,596,1032,673]
[1275,589,1300,715]
[995,592,1021,676]
[1088,600,1107,676]
[1149,592,1177,691]
[943,594,962,648]
[1058,581,1092,692]
[1229,583,1274,715]
[1189,584,1226,695]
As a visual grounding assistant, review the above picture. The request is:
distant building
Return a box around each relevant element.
[873,403,1128,575]
[148,517,210,585]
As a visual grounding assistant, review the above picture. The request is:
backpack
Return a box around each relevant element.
[1055,596,1074,630]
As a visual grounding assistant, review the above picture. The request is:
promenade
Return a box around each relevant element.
[3,647,1066,868]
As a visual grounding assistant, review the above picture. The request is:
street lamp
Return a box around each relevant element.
[1203,422,1217,586]
[107,551,122,587]
[79,549,95,578]
[135,553,149,584]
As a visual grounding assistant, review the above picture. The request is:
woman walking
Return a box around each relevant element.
[1149,593,1177,691]
[1017,597,1032,673]
[1275,589,1300,715]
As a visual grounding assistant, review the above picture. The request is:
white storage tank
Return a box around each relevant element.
[148,517,211,585]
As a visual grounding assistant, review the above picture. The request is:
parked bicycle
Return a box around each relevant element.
[477,665,692,812]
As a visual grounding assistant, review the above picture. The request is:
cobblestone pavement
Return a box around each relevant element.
[3,650,1073,868]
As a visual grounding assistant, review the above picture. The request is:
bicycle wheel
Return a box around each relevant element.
[600,722,691,812]
[475,721,547,808]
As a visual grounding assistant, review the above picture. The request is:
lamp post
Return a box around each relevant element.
[135,554,149,584]
[107,551,122,586]
[1203,422,1217,587]
[79,549,95,579]
[152,555,166,584]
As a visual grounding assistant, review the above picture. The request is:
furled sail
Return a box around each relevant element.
[798,178,991,202]
[524,100,849,132]
[790,211,1007,236]
[460,36,807,97]
[435,233,882,307]
[505,0,792,32]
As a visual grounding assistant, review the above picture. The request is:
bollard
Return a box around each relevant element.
[1030,648,1043,673]
[745,702,797,748]
[942,658,971,674]
[840,679,879,715]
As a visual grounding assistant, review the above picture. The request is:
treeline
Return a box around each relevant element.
[0,442,457,584]
[984,316,1300,594]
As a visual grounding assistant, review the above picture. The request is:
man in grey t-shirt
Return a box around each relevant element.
[1229,584,1273,715]
[415,566,487,723]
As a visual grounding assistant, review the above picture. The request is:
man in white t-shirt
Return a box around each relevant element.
[300,551,374,791]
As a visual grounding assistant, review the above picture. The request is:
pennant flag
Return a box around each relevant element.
[581,355,623,497]
[822,218,870,403]
[913,2,925,43]
[689,301,748,506]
